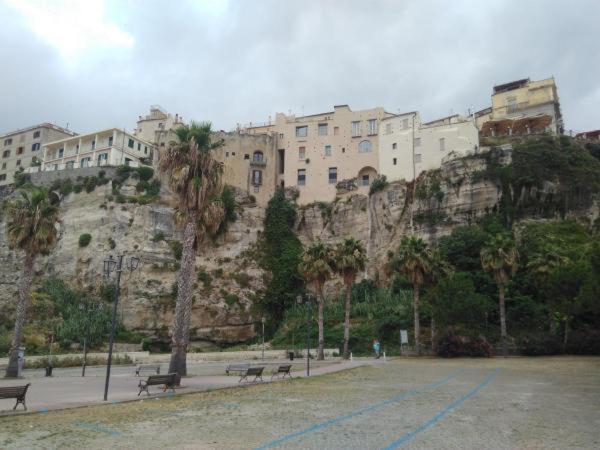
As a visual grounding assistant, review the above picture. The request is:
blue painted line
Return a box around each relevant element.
[37,407,49,413]
[254,370,461,450]
[73,422,122,437]
[381,369,501,449]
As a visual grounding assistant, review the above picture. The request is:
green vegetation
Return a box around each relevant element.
[369,175,389,195]
[151,231,165,242]
[169,240,183,260]
[78,233,92,247]
[216,184,237,235]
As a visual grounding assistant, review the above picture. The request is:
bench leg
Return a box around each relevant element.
[13,397,26,411]
[138,384,149,396]
[239,375,247,383]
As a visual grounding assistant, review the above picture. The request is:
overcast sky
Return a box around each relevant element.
[1,0,599,135]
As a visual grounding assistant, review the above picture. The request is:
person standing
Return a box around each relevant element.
[373,339,381,359]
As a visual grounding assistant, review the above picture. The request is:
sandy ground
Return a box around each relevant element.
[0,356,599,449]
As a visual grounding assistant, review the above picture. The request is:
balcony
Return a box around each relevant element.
[250,157,267,167]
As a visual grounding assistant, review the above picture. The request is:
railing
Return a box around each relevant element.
[250,158,267,167]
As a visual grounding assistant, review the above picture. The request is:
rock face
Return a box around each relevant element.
[1,146,597,344]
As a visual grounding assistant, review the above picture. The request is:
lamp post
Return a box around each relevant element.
[296,293,313,377]
[261,316,266,361]
[102,254,139,401]
[79,300,103,377]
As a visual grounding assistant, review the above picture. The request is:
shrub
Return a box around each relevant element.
[136,166,154,181]
[73,184,83,193]
[151,231,165,242]
[212,268,224,278]
[107,237,116,249]
[169,241,183,260]
[85,176,98,193]
[197,270,213,290]
[232,272,252,288]
[517,333,562,356]
[369,175,389,195]
[436,331,493,357]
[565,329,600,355]
[79,233,92,247]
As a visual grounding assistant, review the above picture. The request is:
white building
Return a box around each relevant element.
[40,128,154,172]
[379,112,479,182]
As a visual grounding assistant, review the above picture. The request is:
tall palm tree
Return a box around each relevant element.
[331,238,367,359]
[4,187,60,377]
[427,250,453,350]
[480,233,518,355]
[298,241,334,360]
[388,236,435,355]
[160,121,225,376]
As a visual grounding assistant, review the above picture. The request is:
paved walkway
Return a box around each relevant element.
[0,358,372,414]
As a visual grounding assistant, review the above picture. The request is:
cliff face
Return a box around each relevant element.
[1,145,597,344]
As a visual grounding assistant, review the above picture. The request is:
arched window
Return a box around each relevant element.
[358,140,372,153]
[253,151,264,162]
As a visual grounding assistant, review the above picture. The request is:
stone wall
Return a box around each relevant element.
[27,166,118,187]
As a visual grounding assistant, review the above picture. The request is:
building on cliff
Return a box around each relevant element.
[134,105,185,161]
[378,112,479,182]
[0,123,76,186]
[37,128,154,172]
[475,77,563,137]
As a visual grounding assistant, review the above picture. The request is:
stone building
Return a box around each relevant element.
[475,77,563,137]
[39,128,154,172]
[242,105,395,204]
[379,112,479,182]
[0,123,75,186]
[133,105,184,159]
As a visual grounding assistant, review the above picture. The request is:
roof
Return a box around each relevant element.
[1,123,76,139]
[493,78,530,94]
[421,114,460,126]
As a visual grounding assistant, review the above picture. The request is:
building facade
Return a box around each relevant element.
[0,123,75,186]
[379,112,479,182]
[243,105,395,204]
[40,128,154,172]
[477,77,563,137]
[134,105,184,163]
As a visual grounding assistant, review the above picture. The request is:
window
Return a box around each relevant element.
[393,158,397,165]
[342,147,345,153]
[108,136,113,146]
[138,143,141,151]
[91,140,96,150]
[334,126,340,136]
[2,150,10,158]
[324,145,332,156]
[144,146,148,154]
[392,143,397,150]
[297,169,306,186]
[351,121,361,137]
[160,142,165,147]
[244,154,250,160]
[252,170,263,185]
[439,137,445,151]
[76,144,80,153]
[278,133,284,139]
[124,158,133,166]
[80,157,91,168]
[128,138,134,148]
[506,97,518,114]
[362,174,370,186]
[253,151,264,162]
[358,140,372,153]
[225,152,229,157]
[328,167,337,184]
[66,161,74,169]
[1,162,5,169]
[368,119,377,135]
[299,146,306,160]
[278,149,285,174]
[4,138,12,146]
[58,148,64,158]
[318,123,328,136]
[33,130,40,139]
[414,153,422,163]
[98,153,108,165]
[53,164,58,171]
[414,137,421,147]
[17,147,24,155]
[385,123,392,134]
[16,159,21,166]
[32,143,40,151]
[402,118,409,129]
[232,152,235,156]
[295,126,308,138]
[0,174,6,181]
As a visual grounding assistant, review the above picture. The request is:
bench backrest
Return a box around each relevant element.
[228,364,250,370]
[146,373,179,386]
[277,365,292,372]
[246,367,264,376]
[0,384,30,398]
[138,364,160,369]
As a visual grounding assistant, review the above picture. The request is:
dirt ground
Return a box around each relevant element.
[0,356,599,449]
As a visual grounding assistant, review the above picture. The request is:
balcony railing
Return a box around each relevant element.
[250,158,267,167]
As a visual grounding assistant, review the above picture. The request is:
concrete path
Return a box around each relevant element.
[0,358,372,414]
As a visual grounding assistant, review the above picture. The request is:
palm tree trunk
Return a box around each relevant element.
[498,284,508,356]
[168,220,197,377]
[317,296,325,361]
[430,317,436,352]
[413,285,421,355]
[342,282,352,359]
[563,317,569,352]
[6,254,35,378]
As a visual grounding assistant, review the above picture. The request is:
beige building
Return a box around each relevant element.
[134,105,184,161]
[476,77,563,137]
[243,105,395,204]
[0,123,75,186]
[379,112,479,182]
[40,128,154,172]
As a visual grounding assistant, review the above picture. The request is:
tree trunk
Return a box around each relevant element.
[6,254,35,378]
[168,220,197,377]
[430,317,436,352]
[498,283,508,356]
[317,295,325,361]
[563,317,569,352]
[342,281,352,360]
[413,284,421,356]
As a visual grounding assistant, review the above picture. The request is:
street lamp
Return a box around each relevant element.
[102,254,140,401]
[296,293,314,377]
[261,316,266,361]
[79,301,103,377]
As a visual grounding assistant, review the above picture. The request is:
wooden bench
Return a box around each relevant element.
[239,366,264,383]
[225,363,249,376]
[135,364,161,376]
[138,373,180,396]
[271,364,293,380]
[0,384,30,411]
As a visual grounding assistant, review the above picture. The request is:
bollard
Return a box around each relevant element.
[350,352,353,362]
[383,352,386,362]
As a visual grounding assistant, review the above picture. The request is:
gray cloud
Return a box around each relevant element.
[1,0,598,135]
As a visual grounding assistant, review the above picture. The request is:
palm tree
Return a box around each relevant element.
[480,233,518,355]
[331,238,367,359]
[388,236,435,355]
[4,187,60,377]
[160,121,225,376]
[427,250,453,350]
[298,241,334,360]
